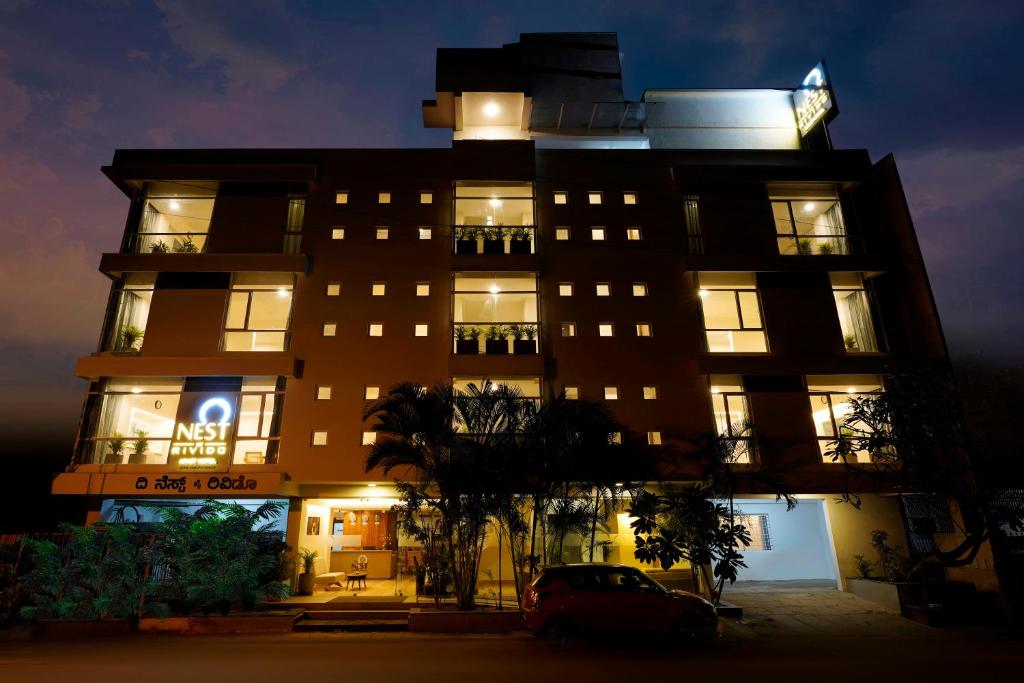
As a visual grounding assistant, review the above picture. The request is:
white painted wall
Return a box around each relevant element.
[730,498,837,582]
[643,89,801,150]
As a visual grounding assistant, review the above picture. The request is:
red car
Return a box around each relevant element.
[521,563,718,639]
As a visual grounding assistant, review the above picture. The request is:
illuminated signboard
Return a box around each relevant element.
[793,61,837,137]
[169,396,234,472]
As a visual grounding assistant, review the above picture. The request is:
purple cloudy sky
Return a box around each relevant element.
[1,0,1022,455]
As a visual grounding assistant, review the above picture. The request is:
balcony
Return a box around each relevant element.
[453,226,536,255]
[128,231,208,254]
[453,322,539,355]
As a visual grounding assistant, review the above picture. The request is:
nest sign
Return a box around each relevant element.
[169,396,234,471]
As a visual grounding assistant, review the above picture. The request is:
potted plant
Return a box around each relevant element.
[513,324,537,354]
[150,240,168,253]
[128,429,149,464]
[455,226,478,255]
[119,325,144,352]
[818,242,834,255]
[483,227,504,254]
[297,548,319,596]
[509,227,532,254]
[455,325,479,355]
[485,325,508,355]
[106,433,125,464]
[797,239,813,255]
[174,235,199,253]
[844,334,858,350]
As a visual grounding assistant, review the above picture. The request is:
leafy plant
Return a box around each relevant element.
[107,433,125,462]
[484,227,502,242]
[853,553,873,579]
[119,325,145,352]
[150,240,168,253]
[298,548,319,574]
[485,325,507,341]
[871,529,908,582]
[818,242,834,255]
[844,334,858,350]
[455,325,467,341]
[507,324,524,340]
[130,430,149,460]
[797,239,813,255]
[466,326,482,341]
[174,235,199,253]
[511,226,529,241]
[522,324,537,341]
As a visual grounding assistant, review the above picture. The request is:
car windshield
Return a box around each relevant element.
[598,568,667,593]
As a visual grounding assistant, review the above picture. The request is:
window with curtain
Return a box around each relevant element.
[133,181,217,254]
[105,273,156,352]
[283,194,305,253]
[807,376,883,462]
[771,194,849,256]
[709,375,754,463]
[831,273,879,352]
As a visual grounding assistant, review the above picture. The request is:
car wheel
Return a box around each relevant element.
[543,615,578,647]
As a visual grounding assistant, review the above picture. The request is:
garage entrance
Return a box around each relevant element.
[730,498,838,587]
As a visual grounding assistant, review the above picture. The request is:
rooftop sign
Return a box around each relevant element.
[793,61,837,137]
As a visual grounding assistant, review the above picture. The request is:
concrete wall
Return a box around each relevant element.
[823,494,907,590]
[733,498,837,582]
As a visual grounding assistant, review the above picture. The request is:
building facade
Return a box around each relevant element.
[53,33,951,591]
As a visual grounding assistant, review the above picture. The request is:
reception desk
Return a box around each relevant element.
[330,550,397,579]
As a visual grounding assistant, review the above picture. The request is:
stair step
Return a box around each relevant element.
[304,609,410,621]
[295,619,409,632]
[299,601,411,612]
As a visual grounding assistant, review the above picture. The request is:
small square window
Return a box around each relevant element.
[561,322,576,337]
[365,386,380,400]
[604,386,618,400]
[647,431,663,445]
[418,227,432,240]
[361,431,377,445]
[555,227,570,241]
[564,386,579,400]
[554,191,568,205]
[322,322,337,337]
[559,283,574,297]
[311,430,328,446]
[632,283,648,297]
[331,227,345,240]
[326,283,341,296]
[642,386,658,400]
[420,192,433,204]
[414,323,429,337]
[596,283,611,297]
[626,227,642,241]
[416,282,430,296]
[610,432,622,445]
[335,192,348,204]
[636,323,652,337]
[624,192,637,205]
[591,228,606,241]
[378,192,391,204]
[598,323,614,337]
[376,227,389,240]
[372,283,386,296]
[369,323,383,337]
[588,192,602,205]
[316,386,332,400]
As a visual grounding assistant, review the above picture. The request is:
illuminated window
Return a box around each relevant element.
[331,227,345,240]
[643,386,658,400]
[322,322,337,337]
[561,322,576,337]
[420,192,433,204]
[132,182,216,254]
[591,227,606,241]
[361,431,377,445]
[831,273,879,352]
[105,273,155,352]
[623,192,637,205]
[554,191,568,205]
[416,282,430,296]
[559,283,574,296]
[418,227,432,240]
[647,431,662,445]
[364,386,380,400]
[565,386,579,400]
[588,192,602,205]
[808,376,884,463]
[632,283,648,297]
[555,227,570,240]
[598,323,614,337]
[771,193,849,255]
[376,227,389,240]
[709,376,754,463]
[223,273,294,352]
[326,283,341,296]
[610,432,622,445]
[316,386,332,400]
[636,322,652,337]
[335,192,348,204]
[378,192,391,204]
[626,227,642,241]
[414,323,429,337]
[737,514,771,550]
[596,283,611,296]
[369,323,383,337]
[311,431,328,446]
[372,282,386,296]
[697,272,767,353]
[604,386,618,400]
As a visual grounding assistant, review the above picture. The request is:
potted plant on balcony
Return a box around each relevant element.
[455,325,480,355]
[797,239,813,255]
[105,433,125,465]
[128,429,149,465]
[509,226,532,254]
[174,235,199,253]
[485,325,508,355]
[818,242,835,255]
[119,325,144,352]
[483,227,504,254]
[455,226,478,255]
[297,548,319,596]
[844,334,859,350]
[513,324,537,355]
[150,240,168,253]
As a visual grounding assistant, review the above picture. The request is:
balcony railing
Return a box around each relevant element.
[777,234,862,256]
[128,232,209,254]
[453,226,536,255]
[453,322,539,355]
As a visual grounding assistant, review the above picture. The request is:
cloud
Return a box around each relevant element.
[898,145,1024,216]
[62,92,103,133]
[0,53,30,136]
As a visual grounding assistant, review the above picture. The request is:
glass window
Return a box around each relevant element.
[452,377,541,398]
[419,227,432,240]
[709,375,754,463]
[683,194,702,255]
[378,192,391,204]
[831,273,879,352]
[376,227,389,240]
[316,386,331,400]
[559,283,574,296]
[598,323,614,337]
[626,227,642,241]
[133,182,216,254]
[452,273,538,354]
[647,432,662,445]
[596,283,611,296]
[312,431,328,446]
[610,432,622,445]
[361,431,377,445]
[332,227,345,240]
[415,323,429,337]
[588,192,602,205]
[335,192,348,204]
[561,322,576,337]
[636,323,652,337]
[697,272,767,353]
[369,323,383,337]
[808,376,883,463]
[591,228,606,241]
[643,386,658,400]
[372,283,386,296]
[322,322,337,337]
[632,283,648,297]
[416,282,430,296]
[326,283,341,296]
[564,386,579,400]
[420,192,433,204]
[223,273,294,352]
[454,182,535,255]
[554,191,568,205]
[283,195,305,254]
[555,227,570,240]
[738,514,771,550]
[364,386,380,400]
[623,192,637,205]
[105,273,156,352]
[771,193,849,255]
[604,387,618,400]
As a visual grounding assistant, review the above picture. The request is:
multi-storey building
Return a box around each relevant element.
[53,33,954,592]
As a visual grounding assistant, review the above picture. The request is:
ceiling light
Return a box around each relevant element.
[846,387,856,394]
[169,200,181,211]
[277,288,289,298]
[710,387,721,394]
[367,482,377,488]
[489,284,501,294]
[698,289,710,298]
[489,198,502,208]
[482,101,500,118]
[803,202,815,213]
[131,387,142,394]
